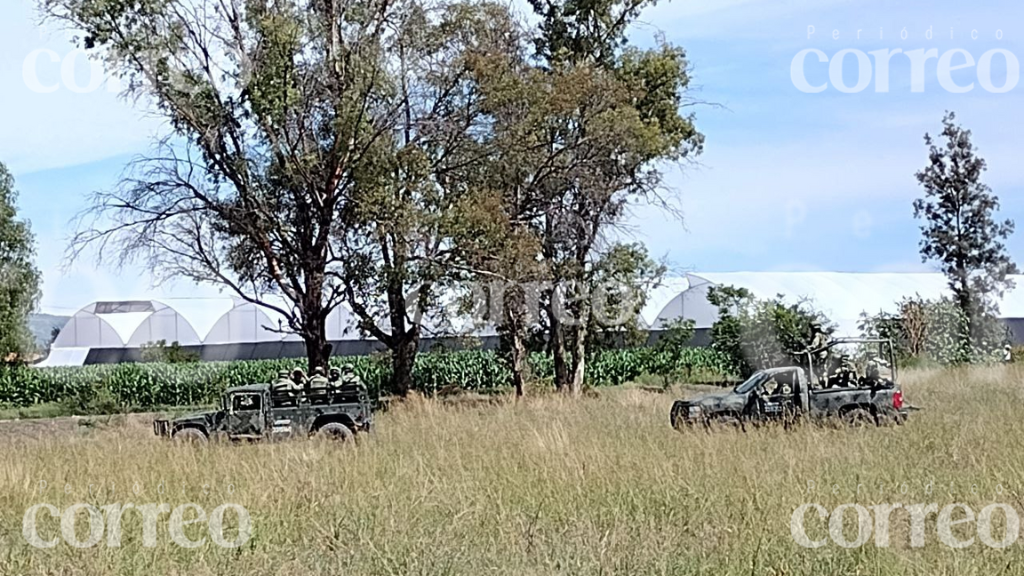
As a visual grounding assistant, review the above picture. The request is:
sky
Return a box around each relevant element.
[2,0,1024,314]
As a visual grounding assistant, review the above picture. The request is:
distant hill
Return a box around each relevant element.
[29,313,70,349]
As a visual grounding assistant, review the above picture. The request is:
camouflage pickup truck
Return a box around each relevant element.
[153,383,373,443]
[670,338,909,430]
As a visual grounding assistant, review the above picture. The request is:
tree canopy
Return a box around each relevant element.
[42,0,703,394]
[0,163,41,360]
[914,111,1017,340]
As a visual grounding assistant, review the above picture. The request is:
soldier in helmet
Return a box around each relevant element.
[828,353,857,388]
[290,367,307,393]
[800,319,830,385]
[341,363,366,391]
[805,320,829,356]
[308,366,330,393]
[328,366,342,385]
[865,355,893,386]
[271,369,293,394]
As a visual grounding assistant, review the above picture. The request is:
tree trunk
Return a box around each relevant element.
[391,334,417,396]
[545,298,570,391]
[303,313,330,373]
[503,285,529,397]
[567,322,587,396]
[957,271,975,344]
[509,329,527,397]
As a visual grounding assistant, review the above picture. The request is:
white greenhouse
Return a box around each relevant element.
[40,272,1024,366]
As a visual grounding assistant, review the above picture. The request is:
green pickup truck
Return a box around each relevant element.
[153,383,373,443]
[670,338,909,430]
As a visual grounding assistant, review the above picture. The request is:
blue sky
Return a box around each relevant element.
[3,0,1024,314]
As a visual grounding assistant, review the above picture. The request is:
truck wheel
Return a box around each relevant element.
[172,428,208,444]
[843,408,875,427]
[316,422,354,442]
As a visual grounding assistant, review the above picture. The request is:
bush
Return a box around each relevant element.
[1,346,734,411]
[707,286,832,377]
[139,340,199,363]
[858,296,1009,365]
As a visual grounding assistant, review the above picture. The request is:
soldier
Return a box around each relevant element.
[864,356,892,386]
[328,367,342,386]
[1004,344,1013,364]
[830,354,857,388]
[865,357,880,383]
[340,363,367,391]
[308,366,330,393]
[271,369,293,394]
[801,319,830,384]
[290,367,307,392]
[805,320,829,356]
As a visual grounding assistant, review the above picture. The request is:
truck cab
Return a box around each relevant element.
[153,382,373,443]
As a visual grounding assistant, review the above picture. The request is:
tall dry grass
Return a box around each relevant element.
[2,366,1024,575]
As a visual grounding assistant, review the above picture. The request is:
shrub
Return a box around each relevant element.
[707,286,832,377]
[858,296,1009,365]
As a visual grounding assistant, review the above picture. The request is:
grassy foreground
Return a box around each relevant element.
[2,367,1024,575]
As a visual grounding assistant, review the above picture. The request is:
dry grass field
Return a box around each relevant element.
[2,366,1024,575]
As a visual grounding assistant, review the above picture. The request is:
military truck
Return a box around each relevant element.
[153,382,373,443]
[670,338,909,430]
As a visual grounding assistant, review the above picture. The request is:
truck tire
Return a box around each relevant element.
[172,427,208,444]
[843,408,875,427]
[316,422,355,442]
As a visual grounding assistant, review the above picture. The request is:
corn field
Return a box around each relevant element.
[0,347,733,410]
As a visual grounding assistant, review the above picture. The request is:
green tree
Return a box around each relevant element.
[43,0,400,373]
[335,0,525,395]
[584,242,666,350]
[0,164,41,361]
[914,111,1018,341]
[43,0,516,394]
[649,317,695,388]
[707,285,832,377]
[523,0,703,395]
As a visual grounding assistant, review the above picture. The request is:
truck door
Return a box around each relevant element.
[760,369,800,421]
[796,369,810,412]
[227,392,267,438]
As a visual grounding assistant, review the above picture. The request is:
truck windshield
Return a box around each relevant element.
[733,372,769,394]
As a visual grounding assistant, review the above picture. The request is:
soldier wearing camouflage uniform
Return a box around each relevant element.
[801,319,830,386]
[829,353,857,388]
[272,370,293,394]
[308,366,330,393]
[341,363,366,391]
[290,367,307,393]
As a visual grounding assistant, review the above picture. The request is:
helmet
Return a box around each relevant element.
[329,367,341,377]
[342,363,355,372]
